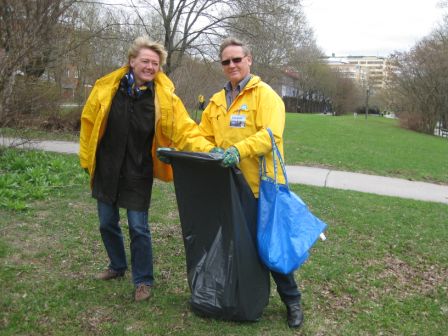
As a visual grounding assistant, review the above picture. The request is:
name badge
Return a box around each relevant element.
[230,114,246,128]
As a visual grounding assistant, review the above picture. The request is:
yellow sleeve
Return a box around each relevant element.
[197,103,217,145]
[170,94,215,152]
[234,85,285,159]
[79,84,99,168]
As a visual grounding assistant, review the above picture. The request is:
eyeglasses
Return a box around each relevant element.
[221,56,246,66]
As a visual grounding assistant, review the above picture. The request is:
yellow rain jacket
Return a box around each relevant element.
[79,66,214,187]
[198,75,286,197]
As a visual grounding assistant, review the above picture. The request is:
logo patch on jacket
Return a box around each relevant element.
[230,104,248,128]
[230,114,246,128]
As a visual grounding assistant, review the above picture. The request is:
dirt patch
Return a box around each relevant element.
[375,255,447,297]
[79,307,117,335]
[312,254,447,315]
[319,283,357,311]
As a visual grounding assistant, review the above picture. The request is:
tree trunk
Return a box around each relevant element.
[0,67,17,126]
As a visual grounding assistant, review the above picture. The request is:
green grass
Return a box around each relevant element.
[0,149,85,210]
[0,149,447,335]
[284,114,448,184]
[0,127,79,142]
[3,113,448,184]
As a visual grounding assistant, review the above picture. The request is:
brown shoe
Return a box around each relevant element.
[135,284,151,302]
[96,268,125,281]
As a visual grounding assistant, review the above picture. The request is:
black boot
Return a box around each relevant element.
[286,302,304,328]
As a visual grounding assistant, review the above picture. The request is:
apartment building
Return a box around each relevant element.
[324,55,394,92]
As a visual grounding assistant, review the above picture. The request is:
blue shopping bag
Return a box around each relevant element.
[257,129,327,274]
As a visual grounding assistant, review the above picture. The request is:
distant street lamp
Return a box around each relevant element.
[365,87,370,119]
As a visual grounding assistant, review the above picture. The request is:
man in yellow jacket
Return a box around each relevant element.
[79,36,214,302]
[198,37,303,328]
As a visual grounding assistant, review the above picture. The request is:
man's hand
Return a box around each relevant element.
[221,146,240,167]
[156,147,175,164]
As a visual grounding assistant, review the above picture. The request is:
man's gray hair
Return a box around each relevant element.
[219,37,252,59]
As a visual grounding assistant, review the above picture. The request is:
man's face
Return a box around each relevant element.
[130,48,160,85]
[221,45,252,88]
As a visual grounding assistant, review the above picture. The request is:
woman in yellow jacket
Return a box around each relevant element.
[198,37,303,329]
[79,36,213,302]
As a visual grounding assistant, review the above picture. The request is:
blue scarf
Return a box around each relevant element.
[124,71,151,98]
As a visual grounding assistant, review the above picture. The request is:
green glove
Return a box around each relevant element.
[221,146,240,167]
[209,147,224,154]
[156,147,175,164]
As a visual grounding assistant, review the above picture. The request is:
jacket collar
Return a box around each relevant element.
[95,66,174,93]
[211,75,261,106]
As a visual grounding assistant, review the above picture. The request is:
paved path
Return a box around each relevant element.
[287,166,448,204]
[2,137,448,204]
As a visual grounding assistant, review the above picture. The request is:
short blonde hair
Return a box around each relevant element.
[127,36,168,66]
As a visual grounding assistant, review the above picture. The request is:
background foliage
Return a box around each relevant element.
[1,1,448,134]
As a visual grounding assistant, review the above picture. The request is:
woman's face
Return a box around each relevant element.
[130,48,160,86]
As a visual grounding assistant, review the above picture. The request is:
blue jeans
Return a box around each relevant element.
[97,201,154,286]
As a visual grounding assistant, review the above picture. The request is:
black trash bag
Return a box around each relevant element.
[160,150,270,321]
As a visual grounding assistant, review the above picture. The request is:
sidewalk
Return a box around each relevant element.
[287,166,448,204]
[2,137,448,204]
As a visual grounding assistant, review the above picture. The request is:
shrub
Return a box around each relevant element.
[6,76,61,127]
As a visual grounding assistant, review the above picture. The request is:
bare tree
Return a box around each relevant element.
[125,0,240,74]
[229,0,313,80]
[331,74,363,115]
[170,58,222,111]
[126,0,313,75]
[0,0,77,125]
[388,24,448,134]
[57,2,133,101]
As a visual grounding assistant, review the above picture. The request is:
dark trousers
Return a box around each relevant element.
[271,270,301,304]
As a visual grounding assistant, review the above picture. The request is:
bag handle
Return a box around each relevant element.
[259,128,289,186]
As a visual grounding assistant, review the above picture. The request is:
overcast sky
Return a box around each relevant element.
[302,0,446,57]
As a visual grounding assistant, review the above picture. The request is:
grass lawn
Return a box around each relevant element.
[2,113,447,184]
[284,114,448,184]
[0,149,447,335]
[0,127,79,142]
